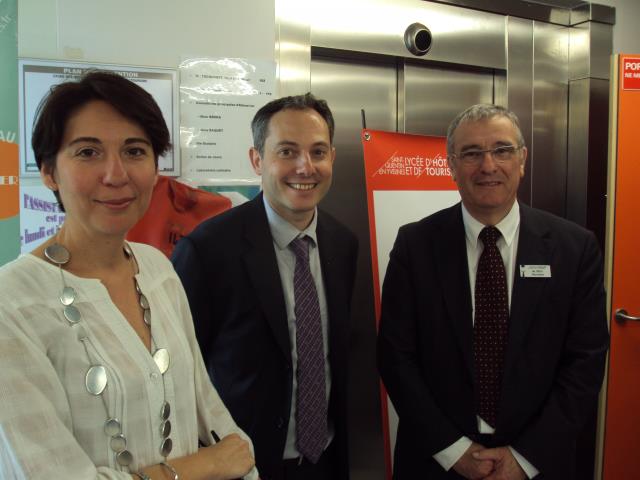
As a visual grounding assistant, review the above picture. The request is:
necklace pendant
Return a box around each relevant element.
[143,309,151,326]
[160,419,172,437]
[104,418,122,436]
[116,449,133,467]
[110,433,127,453]
[160,401,171,420]
[60,286,77,306]
[85,365,108,395]
[153,348,170,375]
[44,243,70,265]
[160,437,173,457]
[139,293,150,310]
[64,304,81,324]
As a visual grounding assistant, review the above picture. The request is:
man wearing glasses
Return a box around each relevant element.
[378,104,608,480]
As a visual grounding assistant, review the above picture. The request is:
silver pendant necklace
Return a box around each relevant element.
[44,241,173,468]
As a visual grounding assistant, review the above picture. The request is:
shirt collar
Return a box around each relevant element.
[461,200,520,248]
[263,195,318,250]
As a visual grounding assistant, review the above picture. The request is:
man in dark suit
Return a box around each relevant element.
[172,93,357,480]
[377,104,608,480]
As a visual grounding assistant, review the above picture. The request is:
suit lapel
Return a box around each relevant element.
[435,205,475,379]
[502,205,554,387]
[316,214,338,288]
[316,212,341,282]
[316,213,346,355]
[242,195,292,364]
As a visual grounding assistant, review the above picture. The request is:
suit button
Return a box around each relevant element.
[276,417,284,429]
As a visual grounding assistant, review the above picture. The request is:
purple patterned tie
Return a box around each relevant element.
[290,236,328,463]
[474,226,509,428]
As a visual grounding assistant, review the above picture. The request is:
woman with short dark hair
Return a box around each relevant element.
[0,71,258,480]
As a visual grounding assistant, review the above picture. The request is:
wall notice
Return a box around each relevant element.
[19,59,180,176]
[179,57,276,184]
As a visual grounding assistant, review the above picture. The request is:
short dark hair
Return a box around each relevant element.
[446,103,525,157]
[251,92,334,156]
[32,71,171,210]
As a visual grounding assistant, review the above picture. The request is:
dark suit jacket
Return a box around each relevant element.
[172,194,358,480]
[377,203,608,480]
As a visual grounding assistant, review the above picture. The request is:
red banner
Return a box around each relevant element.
[362,129,459,479]
[127,176,231,257]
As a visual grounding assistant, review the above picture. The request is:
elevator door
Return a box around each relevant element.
[311,52,495,480]
[404,61,494,136]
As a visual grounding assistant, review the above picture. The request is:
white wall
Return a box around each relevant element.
[16,0,640,89]
[18,0,275,66]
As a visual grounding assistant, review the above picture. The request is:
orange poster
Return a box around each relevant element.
[362,129,459,479]
[0,141,19,220]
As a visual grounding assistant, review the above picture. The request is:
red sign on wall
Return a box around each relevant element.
[622,57,640,90]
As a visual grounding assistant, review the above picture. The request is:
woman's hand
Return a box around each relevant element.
[138,433,255,480]
[205,433,255,480]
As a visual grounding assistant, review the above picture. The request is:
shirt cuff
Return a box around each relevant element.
[433,436,473,471]
[509,446,539,479]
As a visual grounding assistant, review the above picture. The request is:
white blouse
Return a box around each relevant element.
[0,242,258,479]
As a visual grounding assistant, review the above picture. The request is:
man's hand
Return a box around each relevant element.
[452,442,495,479]
[472,447,526,480]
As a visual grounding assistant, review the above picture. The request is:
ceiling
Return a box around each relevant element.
[524,0,587,7]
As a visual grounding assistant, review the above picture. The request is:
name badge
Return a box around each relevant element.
[519,265,551,278]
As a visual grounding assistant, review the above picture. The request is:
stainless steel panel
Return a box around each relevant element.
[588,22,613,80]
[425,0,572,25]
[276,0,312,96]
[583,79,609,249]
[311,54,396,480]
[494,70,508,109]
[567,78,589,226]
[506,17,534,206]
[567,77,609,246]
[570,3,616,26]
[570,21,613,81]
[309,0,506,69]
[403,61,493,136]
[569,22,591,80]
[531,21,569,216]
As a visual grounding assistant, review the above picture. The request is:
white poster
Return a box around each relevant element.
[19,183,65,253]
[179,57,276,184]
[18,59,180,176]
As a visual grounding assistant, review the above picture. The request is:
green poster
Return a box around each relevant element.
[0,0,19,266]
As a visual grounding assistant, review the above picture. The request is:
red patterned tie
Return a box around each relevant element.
[474,226,509,428]
[290,237,328,463]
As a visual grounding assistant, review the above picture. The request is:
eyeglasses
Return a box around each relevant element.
[453,145,522,165]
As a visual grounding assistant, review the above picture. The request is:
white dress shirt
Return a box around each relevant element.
[433,201,539,478]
